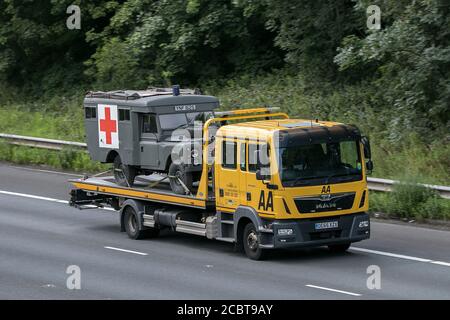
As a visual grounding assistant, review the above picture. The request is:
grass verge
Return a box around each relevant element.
[370,182,450,221]
[0,142,107,173]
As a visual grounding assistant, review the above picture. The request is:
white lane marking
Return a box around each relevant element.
[0,190,68,204]
[0,189,115,211]
[351,247,431,262]
[9,166,83,177]
[306,284,361,297]
[430,261,450,267]
[351,247,450,267]
[104,246,148,256]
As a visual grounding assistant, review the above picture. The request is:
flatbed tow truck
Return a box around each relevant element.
[70,107,373,260]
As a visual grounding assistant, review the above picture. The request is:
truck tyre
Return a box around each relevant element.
[113,155,136,187]
[123,206,159,240]
[243,222,269,260]
[328,243,351,253]
[168,163,193,195]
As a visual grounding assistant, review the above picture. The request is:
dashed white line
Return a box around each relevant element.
[104,246,148,256]
[306,284,362,297]
[351,247,431,262]
[430,261,450,267]
[0,189,115,211]
[0,190,68,204]
[351,247,450,267]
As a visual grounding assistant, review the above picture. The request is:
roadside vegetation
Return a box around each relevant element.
[0,0,448,220]
[370,182,450,221]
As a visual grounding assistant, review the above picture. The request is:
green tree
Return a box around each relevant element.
[335,0,450,140]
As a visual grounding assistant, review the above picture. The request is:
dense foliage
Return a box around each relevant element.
[0,0,449,185]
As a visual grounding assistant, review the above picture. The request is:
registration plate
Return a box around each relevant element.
[315,221,339,230]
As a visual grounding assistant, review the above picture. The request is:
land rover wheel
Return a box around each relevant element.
[123,206,159,240]
[243,222,269,260]
[113,155,136,187]
[328,242,351,253]
[168,163,193,195]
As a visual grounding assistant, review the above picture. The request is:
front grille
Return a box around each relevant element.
[295,192,355,214]
[309,230,342,241]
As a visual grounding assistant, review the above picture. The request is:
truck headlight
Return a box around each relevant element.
[359,220,369,228]
[278,228,294,236]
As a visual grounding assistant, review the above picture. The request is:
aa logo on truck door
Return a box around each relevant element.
[258,190,274,211]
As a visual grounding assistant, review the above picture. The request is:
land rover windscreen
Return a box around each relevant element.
[159,111,215,131]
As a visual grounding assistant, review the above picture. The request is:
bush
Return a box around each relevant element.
[370,181,450,221]
[0,143,108,173]
[388,182,438,218]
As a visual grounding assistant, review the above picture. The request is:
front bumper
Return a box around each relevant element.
[259,212,370,249]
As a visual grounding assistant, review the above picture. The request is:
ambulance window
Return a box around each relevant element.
[239,143,247,171]
[142,114,158,133]
[84,107,96,119]
[119,109,130,121]
[222,141,237,169]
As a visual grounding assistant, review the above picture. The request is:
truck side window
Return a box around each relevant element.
[119,109,130,121]
[248,143,269,172]
[240,142,247,171]
[222,141,237,169]
[142,114,158,134]
[84,107,96,119]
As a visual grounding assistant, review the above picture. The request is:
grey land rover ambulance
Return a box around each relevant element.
[83,86,219,194]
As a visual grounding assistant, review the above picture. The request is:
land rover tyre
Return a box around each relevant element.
[123,206,159,240]
[328,242,351,253]
[168,163,193,195]
[243,222,269,260]
[113,155,136,187]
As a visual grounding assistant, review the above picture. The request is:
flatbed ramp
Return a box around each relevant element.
[69,175,213,209]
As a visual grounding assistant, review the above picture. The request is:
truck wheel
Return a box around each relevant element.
[113,156,136,187]
[328,243,351,253]
[123,206,159,240]
[243,222,268,260]
[168,163,193,195]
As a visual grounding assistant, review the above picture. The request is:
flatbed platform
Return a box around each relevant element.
[69,175,214,209]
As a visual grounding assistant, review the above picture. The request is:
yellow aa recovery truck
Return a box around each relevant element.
[70,107,373,260]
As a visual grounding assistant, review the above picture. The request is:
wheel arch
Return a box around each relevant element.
[119,199,146,232]
[106,150,119,163]
[233,206,264,243]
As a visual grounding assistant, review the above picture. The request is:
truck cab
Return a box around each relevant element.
[212,118,372,259]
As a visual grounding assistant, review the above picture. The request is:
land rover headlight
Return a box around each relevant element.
[278,228,294,236]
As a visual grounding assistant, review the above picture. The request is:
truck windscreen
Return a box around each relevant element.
[278,140,363,187]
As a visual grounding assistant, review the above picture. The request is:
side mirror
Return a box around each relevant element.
[366,160,374,174]
[256,168,271,181]
[361,136,371,159]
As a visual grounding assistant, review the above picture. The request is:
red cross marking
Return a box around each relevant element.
[99,107,117,145]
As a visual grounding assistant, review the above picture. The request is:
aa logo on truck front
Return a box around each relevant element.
[258,190,274,211]
[321,185,331,194]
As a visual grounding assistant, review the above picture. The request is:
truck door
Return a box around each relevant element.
[216,139,241,210]
[244,142,275,215]
[139,114,159,168]
[238,141,249,206]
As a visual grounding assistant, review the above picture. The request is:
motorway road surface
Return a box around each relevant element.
[0,162,449,299]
